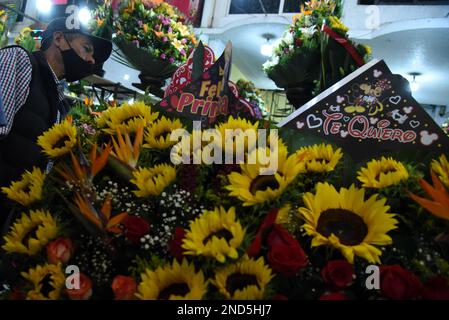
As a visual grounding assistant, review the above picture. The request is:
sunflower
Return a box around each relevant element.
[298,182,398,264]
[357,157,409,189]
[37,118,77,158]
[21,263,65,300]
[213,116,259,155]
[97,101,159,135]
[2,167,45,206]
[2,210,59,255]
[143,116,185,150]
[131,164,177,197]
[431,154,449,189]
[226,144,303,206]
[211,256,273,300]
[136,259,207,300]
[295,143,343,173]
[182,207,245,263]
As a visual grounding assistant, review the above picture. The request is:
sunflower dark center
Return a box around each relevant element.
[226,273,260,296]
[53,135,71,149]
[249,175,279,194]
[154,129,171,141]
[203,229,233,245]
[158,282,190,300]
[375,167,397,181]
[122,115,142,126]
[39,273,54,298]
[316,209,368,246]
[22,182,33,194]
[22,225,40,246]
[312,157,329,164]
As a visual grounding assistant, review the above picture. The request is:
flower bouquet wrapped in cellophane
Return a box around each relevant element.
[263,0,371,108]
[91,0,198,95]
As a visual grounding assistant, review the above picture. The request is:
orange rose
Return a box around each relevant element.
[65,273,93,300]
[112,275,137,300]
[47,237,73,264]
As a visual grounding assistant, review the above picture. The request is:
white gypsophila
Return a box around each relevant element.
[300,26,317,39]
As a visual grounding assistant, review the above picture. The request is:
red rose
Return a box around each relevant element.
[321,260,354,289]
[65,273,93,300]
[7,286,25,300]
[380,265,423,300]
[46,237,73,264]
[423,276,449,300]
[122,216,150,245]
[319,292,348,300]
[112,275,137,300]
[169,227,186,260]
[247,208,279,257]
[266,225,308,277]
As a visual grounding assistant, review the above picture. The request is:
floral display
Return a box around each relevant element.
[1,97,448,301]
[14,27,40,53]
[91,0,198,82]
[236,79,268,118]
[263,0,371,106]
[0,9,8,46]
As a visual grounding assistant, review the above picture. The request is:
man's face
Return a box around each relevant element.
[55,32,95,65]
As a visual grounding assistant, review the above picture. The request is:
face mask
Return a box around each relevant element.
[59,36,94,82]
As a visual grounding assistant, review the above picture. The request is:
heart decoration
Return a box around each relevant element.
[389,96,401,105]
[409,120,420,128]
[336,96,345,104]
[343,116,350,122]
[306,114,323,129]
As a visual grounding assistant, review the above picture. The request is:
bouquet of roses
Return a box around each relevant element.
[1,98,449,300]
[263,0,371,108]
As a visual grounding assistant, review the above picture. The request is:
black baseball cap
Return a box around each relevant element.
[41,17,112,64]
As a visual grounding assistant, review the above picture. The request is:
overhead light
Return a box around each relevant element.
[78,7,92,25]
[123,74,130,81]
[408,72,421,92]
[36,0,52,14]
[261,33,275,57]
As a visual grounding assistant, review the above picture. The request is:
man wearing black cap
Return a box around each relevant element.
[0,17,112,228]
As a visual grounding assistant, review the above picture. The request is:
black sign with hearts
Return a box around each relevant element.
[278,59,449,160]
